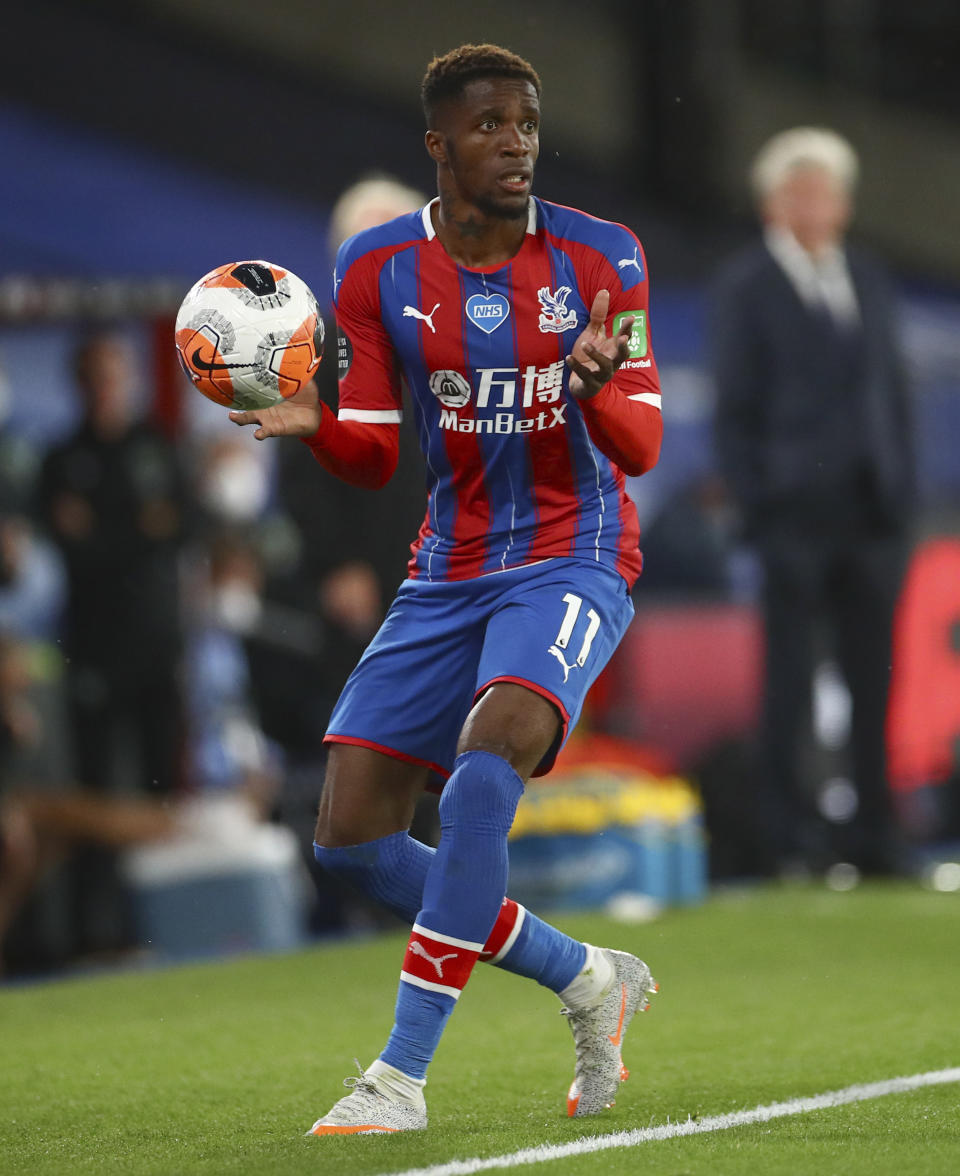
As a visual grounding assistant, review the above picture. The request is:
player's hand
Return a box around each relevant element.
[228,379,322,439]
[566,290,633,400]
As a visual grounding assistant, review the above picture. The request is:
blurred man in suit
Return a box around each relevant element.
[709,127,916,876]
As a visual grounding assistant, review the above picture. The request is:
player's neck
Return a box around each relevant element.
[431,196,528,269]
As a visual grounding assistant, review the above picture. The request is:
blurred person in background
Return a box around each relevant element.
[36,333,191,959]
[193,431,274,538]
[632,472,738,600]
[0,510,67,644]
[709,127,916,877]
[183,531,281,811]
[0,627,178,973]
[38,332,190,800]
[275,174,428,633]
[265,176,434,930]
[0,356,66,642]
[0,594,284,974]
[0,632,43,972]
[269,176,429,738]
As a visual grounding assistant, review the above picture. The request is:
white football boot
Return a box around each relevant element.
[307,1061,427,1136]
[562,948,658,1116]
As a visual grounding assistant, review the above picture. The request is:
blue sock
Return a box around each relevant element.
[381,751,523,1079]
[313,831,432,921]
[380,982,456,1080]
[313,804,586,998]
[501,908,586,993]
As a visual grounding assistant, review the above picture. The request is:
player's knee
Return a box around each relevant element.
[313,791,374,848]
[458,682,560,780]
[438,750,524,836]
[314,743,423,848]
[312,814,342,850]
[313,807,375,850]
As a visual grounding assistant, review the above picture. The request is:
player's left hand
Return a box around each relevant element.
[566,290,633,400]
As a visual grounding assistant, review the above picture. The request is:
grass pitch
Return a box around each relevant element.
[2,883,958,1175]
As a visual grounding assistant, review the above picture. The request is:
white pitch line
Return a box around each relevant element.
[378,1067,960,1176]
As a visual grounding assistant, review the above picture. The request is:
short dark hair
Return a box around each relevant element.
[421,44,541,126]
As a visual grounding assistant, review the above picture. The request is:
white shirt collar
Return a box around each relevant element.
[420,198,538,241]
[764,225,860,326]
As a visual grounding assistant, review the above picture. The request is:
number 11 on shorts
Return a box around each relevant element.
[548,593,600,681]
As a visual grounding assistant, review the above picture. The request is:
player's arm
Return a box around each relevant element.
[566,290,662,476]
[228,378,399,490]
[230,245,404,489]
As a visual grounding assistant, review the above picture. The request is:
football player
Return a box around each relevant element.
[231,43,662,1134]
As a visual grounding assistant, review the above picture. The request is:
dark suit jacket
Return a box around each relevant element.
[708,240,915,537]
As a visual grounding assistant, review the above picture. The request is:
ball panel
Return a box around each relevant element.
[174,322,236,407]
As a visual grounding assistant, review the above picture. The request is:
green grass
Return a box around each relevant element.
[2,883,959,1175]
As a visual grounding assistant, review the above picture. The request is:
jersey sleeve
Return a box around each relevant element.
[597,226,661,407]
[576,225,663,475]
[301,411,399,489]
[577,383,662,475]
[298,243,403,488]
[332,243,404,425]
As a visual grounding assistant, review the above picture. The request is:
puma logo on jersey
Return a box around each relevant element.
[617,248,644,280]
[409,941,459,979]
[403,302,440,333]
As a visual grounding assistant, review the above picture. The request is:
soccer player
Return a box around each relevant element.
[230,43,663,1134]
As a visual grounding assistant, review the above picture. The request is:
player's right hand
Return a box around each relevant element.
[229,379,322,440]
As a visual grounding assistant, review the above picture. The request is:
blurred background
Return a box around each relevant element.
[1,0,959,978]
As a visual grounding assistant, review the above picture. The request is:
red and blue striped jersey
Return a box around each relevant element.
[331,196,662,586]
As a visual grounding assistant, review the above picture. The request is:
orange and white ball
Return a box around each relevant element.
[175,260,324,409]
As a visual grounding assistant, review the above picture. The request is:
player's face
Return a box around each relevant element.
[429,77,540,220]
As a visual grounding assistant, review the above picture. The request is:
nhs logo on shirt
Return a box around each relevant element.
[465,294,510,334]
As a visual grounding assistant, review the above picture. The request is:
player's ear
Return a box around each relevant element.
[425,130,448,165]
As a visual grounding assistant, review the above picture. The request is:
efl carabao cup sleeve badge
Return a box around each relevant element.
[428,370,472,408]
[613,311,648,358]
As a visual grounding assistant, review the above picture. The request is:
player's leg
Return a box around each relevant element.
[312,575,560,959]
[312,742,430,920]
[316,776,596,996]
[308,696,541,1138]
[316,743,427,848]
[311,576,477,929]
[467,568,657,1116]
[309,575,490,1134]
[308,685,547,1136]
[310,681,557,1134]
[343,562,652,1131]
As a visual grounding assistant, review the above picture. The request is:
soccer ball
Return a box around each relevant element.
[175,260,324,410]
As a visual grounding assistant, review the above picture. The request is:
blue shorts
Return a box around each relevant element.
[325,558,635,785]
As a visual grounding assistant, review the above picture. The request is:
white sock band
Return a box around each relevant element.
[558,943,615,1010]
[367,1058,426,1106]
